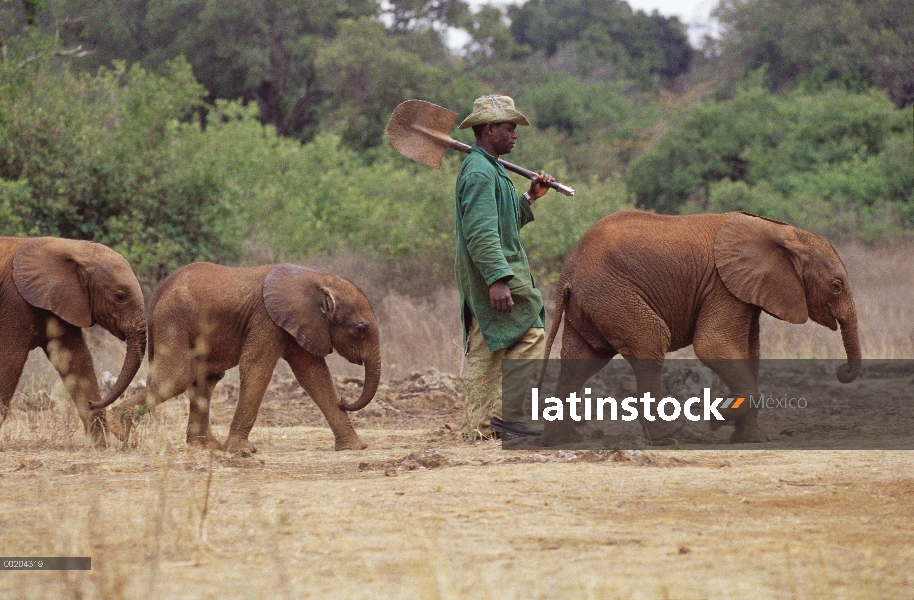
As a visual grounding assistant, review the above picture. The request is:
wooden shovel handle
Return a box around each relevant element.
[450,140,575,197]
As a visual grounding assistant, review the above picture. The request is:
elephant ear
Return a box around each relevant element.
[262,263,335,357]
[714,213,808,324]
[12,238,93,327]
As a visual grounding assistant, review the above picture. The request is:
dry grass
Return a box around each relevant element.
[1,415,911,598]
[1,244,911,598]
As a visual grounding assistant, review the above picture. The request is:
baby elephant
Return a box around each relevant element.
[97,262,381,452]
[0,237,147,447]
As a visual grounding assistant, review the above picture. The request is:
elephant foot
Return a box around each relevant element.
[85,428,118,449]
[540,422,584,447]
[187,434,223,451]
[104,410,133,443]
[223,436,257,454]
[335,437,368,451]
[86,414,122,448]
[640,418,683,442]
[729,424,770,444]
[729,409,769,444]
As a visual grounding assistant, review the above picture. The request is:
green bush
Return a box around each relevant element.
[626,79,913,240]
[521,77,639,141]
[0,33,614,291]
[193,99,628,287]
[0,36,245,285]
[179,101,457,276]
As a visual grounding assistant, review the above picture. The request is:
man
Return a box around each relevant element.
[454,95,555,440]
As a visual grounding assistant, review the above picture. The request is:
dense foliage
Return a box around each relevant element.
[509,0,692,83]
[625,75,913,241]
[0,34,246,283]
[0,0,911,290]
[713,0,914,108]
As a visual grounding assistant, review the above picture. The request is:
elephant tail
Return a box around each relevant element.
[539,276,569,387]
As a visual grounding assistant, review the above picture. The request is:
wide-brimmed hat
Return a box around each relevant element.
[457,95,531,129]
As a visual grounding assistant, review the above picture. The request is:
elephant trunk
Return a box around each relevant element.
[340,344,381,411]
[93,327,147,409]
[836,301,862,384]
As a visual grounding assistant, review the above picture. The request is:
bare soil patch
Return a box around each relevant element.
[0,376,912,598]
[236,368,465,431]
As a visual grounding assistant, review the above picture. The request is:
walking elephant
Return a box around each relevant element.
[0,237,147,446]
[540,211,861,446]
[97,262,381,453]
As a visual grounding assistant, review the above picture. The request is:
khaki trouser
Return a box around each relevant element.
[461,318,545,439]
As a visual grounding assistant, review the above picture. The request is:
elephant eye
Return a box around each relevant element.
[355,322,367,337]
[114,291,128,303]
[829,280,843,295]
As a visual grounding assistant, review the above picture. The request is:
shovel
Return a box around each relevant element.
[386,99,575,196]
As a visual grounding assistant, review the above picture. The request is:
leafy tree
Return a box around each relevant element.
[463,4,530,63]
[1,0,42,31]
[647,12,692,79]
[384,0,470,33]
[314,17,478,149]
[508,0,692,85]
[714,0,914,107]
[45,0,380,139]
[521,76,640,140]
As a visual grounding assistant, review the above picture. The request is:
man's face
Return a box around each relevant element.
[485,122,517,155]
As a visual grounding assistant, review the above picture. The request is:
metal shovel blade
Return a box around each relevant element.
[386,99,575,196]
[386,100,460,169]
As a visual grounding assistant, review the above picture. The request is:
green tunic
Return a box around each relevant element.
[455,146,545,352]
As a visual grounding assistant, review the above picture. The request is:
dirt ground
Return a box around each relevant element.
[1,367,912,599]
[1,242,912,598]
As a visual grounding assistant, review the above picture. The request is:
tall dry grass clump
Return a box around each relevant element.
[0,391,232,599]
[374,288,464,378]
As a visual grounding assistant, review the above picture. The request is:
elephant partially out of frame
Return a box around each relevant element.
[541,211,861,446]
[98,262,381,453]
[0,237,147,446]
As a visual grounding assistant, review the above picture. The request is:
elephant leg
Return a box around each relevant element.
[186,371,224,449]
[0,349,29,430]
[223,348,279,454]
[702,359,767,443]
[627,358,684,443]
[540,324,612,447]
[108,355,194,445]
[286,349,367,451]
[733,307,765,442]
[42,323,111,447]
[695,307,768,444]
[585,293,682,442]
[748,307,761,361]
